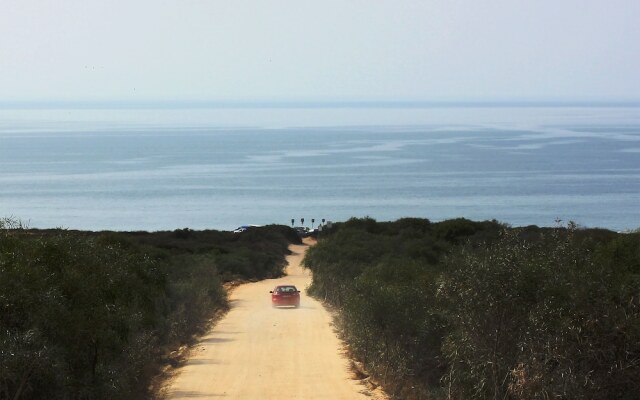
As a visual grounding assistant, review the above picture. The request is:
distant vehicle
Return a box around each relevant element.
[233,225,261,233]
[294,226,310,237]
[270,285,301,308]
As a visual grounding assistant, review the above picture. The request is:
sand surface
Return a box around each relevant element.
[165,238,384,399]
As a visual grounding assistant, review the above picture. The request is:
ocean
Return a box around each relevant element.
[1,105,639,232]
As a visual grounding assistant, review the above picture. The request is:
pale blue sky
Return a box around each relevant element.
[1,0,639,102]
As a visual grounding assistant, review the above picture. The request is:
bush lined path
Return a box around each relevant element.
[164,238,384,399]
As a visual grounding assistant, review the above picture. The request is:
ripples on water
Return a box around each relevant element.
[1,106,639,231]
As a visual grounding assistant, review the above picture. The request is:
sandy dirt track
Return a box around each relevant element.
[165,238,384,400]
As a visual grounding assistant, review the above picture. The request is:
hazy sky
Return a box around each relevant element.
[1,0,639,102]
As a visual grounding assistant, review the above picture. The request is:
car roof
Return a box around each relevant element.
[274,285,297,288]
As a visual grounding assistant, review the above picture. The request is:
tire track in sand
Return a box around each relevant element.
[165,238,385,399]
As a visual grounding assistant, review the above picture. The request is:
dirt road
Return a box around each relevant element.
[165,238,384,400]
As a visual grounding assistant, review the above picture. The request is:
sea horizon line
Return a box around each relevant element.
[1,98,640,110]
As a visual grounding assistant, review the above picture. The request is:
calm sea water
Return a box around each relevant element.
[1,106,639,231]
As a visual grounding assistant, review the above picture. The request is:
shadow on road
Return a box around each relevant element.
[168,390,226,397]
[199,337,234,344]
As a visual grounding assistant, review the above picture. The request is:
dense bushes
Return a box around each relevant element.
[0,220,295,400]
[0,223,164,399]
[439,228,640,399]
[305,218,640,399]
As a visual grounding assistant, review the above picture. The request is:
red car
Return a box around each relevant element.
[270,285,301,308]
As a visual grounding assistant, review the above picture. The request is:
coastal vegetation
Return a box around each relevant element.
[304,217,640,399]
[0,219,298,400]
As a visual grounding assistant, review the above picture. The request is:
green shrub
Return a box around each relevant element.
[341,261,447,398]
[304,218,640,399]
[439,227,640,399]
[0,220,296,399]
[0,226,163,399]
